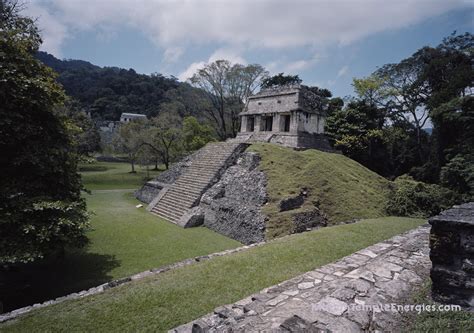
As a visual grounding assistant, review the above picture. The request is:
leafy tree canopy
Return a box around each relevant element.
[0,0,89,264]
[36,51,211,122]
[190,60,268,139]
[260,73,302,88]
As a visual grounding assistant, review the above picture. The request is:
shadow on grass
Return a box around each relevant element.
[0,250,120,313]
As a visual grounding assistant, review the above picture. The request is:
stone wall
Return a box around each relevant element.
[429,202,473,311]
[269,132,333,151]
[134,181,167,204]
[172,226,432,332]
[199,152,268,244]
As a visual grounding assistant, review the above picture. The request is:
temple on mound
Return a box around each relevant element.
[235,84,332,150]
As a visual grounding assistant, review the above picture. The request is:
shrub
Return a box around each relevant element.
[386,175,457,218]
[440,154,474,201]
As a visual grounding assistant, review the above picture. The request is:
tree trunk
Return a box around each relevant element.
[219,96,227,139]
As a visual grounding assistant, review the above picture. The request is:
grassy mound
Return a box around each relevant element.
[1,217,425,332]
[249,144,391,238]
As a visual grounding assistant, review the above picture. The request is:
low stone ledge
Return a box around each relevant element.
[0,240,265,323]
[171,226,432,332]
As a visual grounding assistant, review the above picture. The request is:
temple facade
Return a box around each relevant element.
[236,85,332,150]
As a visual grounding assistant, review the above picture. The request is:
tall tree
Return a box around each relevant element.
[0,0,89,264]
[145,112,183,169]
[59,100,101,156]
[190,60,268,139]
[112,120,146,173]
[373,61,429,159]
[182,116,215,152]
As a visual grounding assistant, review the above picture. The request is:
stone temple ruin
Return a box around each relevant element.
[236,84,332,150]
[136,84,334,243]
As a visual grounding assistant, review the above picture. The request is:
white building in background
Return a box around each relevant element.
[120,113,147,123]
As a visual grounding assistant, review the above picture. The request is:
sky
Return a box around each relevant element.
[26,0,473,97]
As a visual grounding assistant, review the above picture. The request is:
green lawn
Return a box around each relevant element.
[79,162,162,190]
[1,187,239,312]
[249,144,392,238]
[1,217,425,332]
[402,280,474,332]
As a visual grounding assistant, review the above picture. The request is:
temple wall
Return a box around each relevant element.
[295,112,322,134]
[246,92,298,114]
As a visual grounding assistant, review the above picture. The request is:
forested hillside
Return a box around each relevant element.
[36,51,210,121]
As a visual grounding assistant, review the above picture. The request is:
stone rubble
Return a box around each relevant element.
[171,225,432,332]
[200,152,268,244]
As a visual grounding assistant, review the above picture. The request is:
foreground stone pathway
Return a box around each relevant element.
[172,225,431,332]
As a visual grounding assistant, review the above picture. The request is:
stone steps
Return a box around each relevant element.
[150,142,246,225]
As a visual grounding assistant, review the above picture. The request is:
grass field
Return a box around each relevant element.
[249,144,392,238]
[79,162,162,190]
[1,164,240,312]
[402,280,474,332]
[1,217,426,332]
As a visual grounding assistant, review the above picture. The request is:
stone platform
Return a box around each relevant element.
[171,225,431,332]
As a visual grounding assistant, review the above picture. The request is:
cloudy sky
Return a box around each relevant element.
[26,0,472,97]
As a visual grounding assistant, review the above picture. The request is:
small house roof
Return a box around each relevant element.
[120,113,147,118]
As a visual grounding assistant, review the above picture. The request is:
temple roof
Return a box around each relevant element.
[241,84,326,116]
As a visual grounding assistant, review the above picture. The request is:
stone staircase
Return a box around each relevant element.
[234,132,274,143]
[150,142,247,225]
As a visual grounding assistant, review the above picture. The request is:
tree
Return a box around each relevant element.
[354,32,473,168]
[354,60,432,163]
[145,112,183,169]
[440,154,474,201]
[36,51,213,122]
[386,175,457,218]
[182,116,215,152]
[325,100,390,176]
[60,100,101,156]
[261,73,302,88]
[0,0,89,264]
[190,60,268,139]
[420,32,473,111]
[112,120,146,173]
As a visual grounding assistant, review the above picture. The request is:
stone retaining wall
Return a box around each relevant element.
[429,202,473,311]
[172,225,432,332]
[199,152,267,244]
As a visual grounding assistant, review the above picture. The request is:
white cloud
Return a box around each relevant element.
[163,47,184,63]
[208,49,247,65]
[25,2,68,57]
[178,61,206,81]
[337,65,349,77]
[178,49,247,81]
[264,53,321,76]
[26,0,467,58]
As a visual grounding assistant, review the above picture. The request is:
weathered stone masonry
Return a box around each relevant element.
[199,152,268,244]
[429,202,474,311]
[171,226,432,332]
[235,85,333,150]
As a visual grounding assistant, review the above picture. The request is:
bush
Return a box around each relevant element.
[386,175,457,218]
[440,154,474,201]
